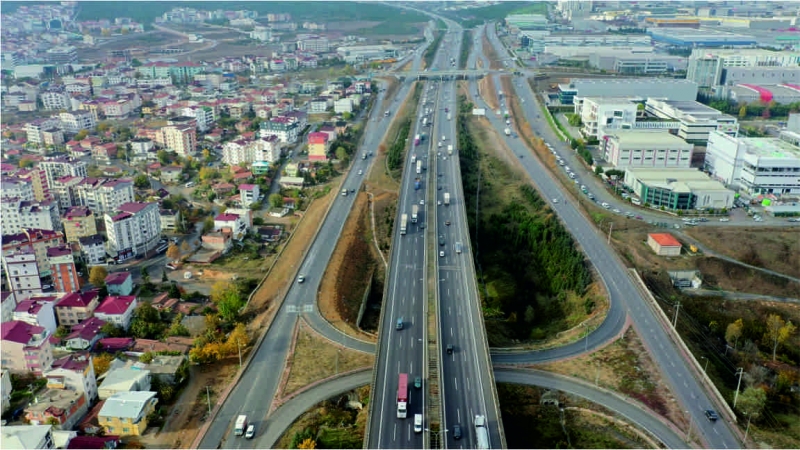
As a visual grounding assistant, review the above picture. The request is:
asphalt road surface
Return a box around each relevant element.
[470,24,742,450]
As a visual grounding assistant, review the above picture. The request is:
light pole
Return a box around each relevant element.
[685,410,693,442]
[206,385,212,415]
[700,356,709,374]
[237,339,242,367]
[582,323,592,352]
[743,412,752,444]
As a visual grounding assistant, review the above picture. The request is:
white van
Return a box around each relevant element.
[185,182,195,188]
[414,414,423,433]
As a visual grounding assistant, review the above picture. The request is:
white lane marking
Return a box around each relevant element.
[457,409,461,423]
[411,362,413,374]
[467,377,470,391]
[454,377,458,391]
[393,423,397,441]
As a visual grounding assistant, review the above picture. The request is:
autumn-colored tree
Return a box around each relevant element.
[725,318,744,349]
[298,438,317,449]
[224,323,249,355]
[93,353,114,377]
[74,129,89,140]
[180,241,192,254]
[189,341,225,364]
[736,386,767,420]
[738,105,747,119]
[210,281,244,322]
[764,314,796,361]
[89,266,108,287]
[166,244,181,261]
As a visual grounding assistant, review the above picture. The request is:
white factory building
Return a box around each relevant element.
[644,98,739,143]
[602,130,693,169]
[578,97,639,139]
[624,168,735,211]
[336,45,401,64]
[558,78,698,106]
[705,131,800,196]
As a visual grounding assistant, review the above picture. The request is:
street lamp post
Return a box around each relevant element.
[685,410,693,442]
[743,412,752,444]
[701,356,709,374]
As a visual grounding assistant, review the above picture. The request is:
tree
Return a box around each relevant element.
[180,241,192,254]
[167,314,190,337]
[130,303,165,339]
[100,322,124,337]
[89,266,108,287]
[298,438,317,449]
[210,281,245,322]
[762,107,771,119]
[141,266,150,284]
[269,193,284,208]
[74,129,89,140]
[594,166,604,175]
[199,166,218,181]
[166,244,181,262]
[224,323,249,355]
[134,174,150,189]
[19,159,35,168]
[162,269,168,282]
[93,353,115,377]
[726,318,744,349]
[139,352,155,364]
[342,111,352,120]
[764,314,796,361]
[335,146,348,161]
[157,150,170,165]
[203,217,215,233]
[738,105,748,119]
[736,386,767,420]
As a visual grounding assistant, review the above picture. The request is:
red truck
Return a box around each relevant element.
[397,373,409,418]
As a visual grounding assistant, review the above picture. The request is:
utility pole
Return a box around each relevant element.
[685,410,693,442]
[237,339,242,367]
[701,356,709,374]
[206,385,212,415]
[743,412,752,445]
[734,367,744,408]
[607,223,613,244]
[672,301,681,328]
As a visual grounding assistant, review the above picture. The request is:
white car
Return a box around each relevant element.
[601,202,610,209]
[245,424,255,439]
[297,274,306,283]
[439,250,445,257]
[358,170,363,175]
[552,198,559,204]
[719,218,730,222]
[420,200,425,205]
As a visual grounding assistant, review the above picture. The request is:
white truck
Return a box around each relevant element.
[411,205,418,223]
[447,145,454,155]
[474,415,489,449]
[447,112,452,121]
[411,153,417,164]
[341,188,348,196]
[504,128,511,136]
[416,160,422,174]
[400,214,408,235]
[234,415,248,437]
[444,192,450,206]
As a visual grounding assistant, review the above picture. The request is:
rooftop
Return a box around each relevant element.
[739,137,800,159]
[56,290,99,308]
[66,317,107,342]
[51,351,93,373]
[105,271,132,286]
[1,425,53,449]
[627,167,732,193]
[25,387,85,416]
[117,202,153,214]
[99,391,157,419]
[95,296,136,315]
[649,233,682,248]
[606,130,691,146]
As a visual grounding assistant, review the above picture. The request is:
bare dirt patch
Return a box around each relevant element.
[280,319,375,397]
[532,327,691,445]
[482,33,503,70]
[143,362,238,449]
[478,76,499,111]
[317,192,381,340]
[684,227,800,279]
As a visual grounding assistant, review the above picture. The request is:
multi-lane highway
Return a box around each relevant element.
[470,23,741,449]
[432,21,504,450]
[197,33,435,450]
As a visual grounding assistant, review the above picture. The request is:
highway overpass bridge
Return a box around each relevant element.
[378,69,492,80]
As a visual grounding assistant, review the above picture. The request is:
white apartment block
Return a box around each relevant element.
[2,250,43,296]
[58,111,97,134]
[221,139,254,166]
[1,199,60,234]
[40,156,88,188]
[645,98,739,143]
[254,135,282,163]
[25,119,61,145]
[1,178,35,202]
[75,178,135,215]
[40,91,70,110]
[298,36,330,53]
[603,130,693,169]
[334,98,353,114]
[181,106,215,132]
[578,97,638,139]
[705,131,800,196]
[104,202,162,259]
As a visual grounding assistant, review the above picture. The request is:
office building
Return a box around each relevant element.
[645,98,739,143]
[603,130,693,169]
[578,97,638,139]
[624,168,735,210]
[705,131,800,196]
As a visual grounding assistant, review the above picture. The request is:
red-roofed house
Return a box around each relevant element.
[55,290,100,326]
[214,213,248,237]
[65,317,107,351]
[307,131,329,161]
[647,233,682,256]
[94,337,133,353]
[46,351,99,403]
[14,297,59,335]
[93,296,138,330]
[67,436,121,449]
[105,272,133,296]
[1,320,54,374]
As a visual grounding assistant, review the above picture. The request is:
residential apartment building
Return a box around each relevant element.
[1,292,17,324]
[0,320,54,375]
[222,138,254,166]
[47,245,80,293]
[58,111,97,134]
[104,202,161,260]
[99,391,158,437]
[705,131,800,196]
[75,178,135,216]
[55,290,100,326]
[2,250,43,296]
[160,124,197,157]
[93,295,137,330]
[1,199,60,234]
[259,117,298,143]
[79,234,106,266]
[2,228,65,278]
[1,425,54,449]
[307,131,330,161]
[334,98,353,114]
[298,36,330,53]
[645,98,739,143]
[13,296,58,335]
[62,206,97,243]
[603,130,693,169]
[25,118,61,145]
[46,352,98,403]
[253,134,282,163]
[24,386,88,429]
[39,155,88,189]
[15,168,50,202]
[181,106,215,132]
[578,97,638,139]
[98,368,151,400]
[238,184,260,208]
[40,90,70,111]
[1,178,35,202]
[64,316,106,351]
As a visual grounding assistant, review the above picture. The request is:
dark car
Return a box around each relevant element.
[439,235,445,246]
[396,318,404,330]
[705,410,719,421]
[453,424,462,440]
[446,344,454,354]
[445,221,451,226]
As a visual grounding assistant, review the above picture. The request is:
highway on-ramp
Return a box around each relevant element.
[469,24,741,449]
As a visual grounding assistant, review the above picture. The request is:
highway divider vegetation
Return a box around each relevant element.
[423,24,445,69]
[386,84,422,171]
[459,30,472,69]
[457,94,595,346]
